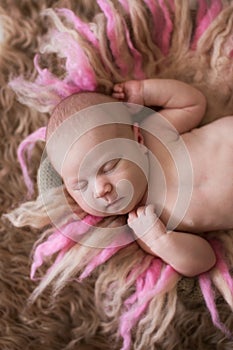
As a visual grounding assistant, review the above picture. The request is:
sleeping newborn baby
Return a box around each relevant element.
[46,78,233,277]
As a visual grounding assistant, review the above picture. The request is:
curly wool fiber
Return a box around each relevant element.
[6,1,233,349]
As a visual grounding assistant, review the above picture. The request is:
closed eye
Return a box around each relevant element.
[102,158,121,174]
[74,180,88,191]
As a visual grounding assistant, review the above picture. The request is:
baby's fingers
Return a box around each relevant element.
[128,210,137,222]
[113,83,124,92]
[136,206,146,217]
[145,204,157,216]
[112,83,126,100]
[112,92,125,100]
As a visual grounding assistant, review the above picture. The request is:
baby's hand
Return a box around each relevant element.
[127,204,166,240]
[112,80,145,105]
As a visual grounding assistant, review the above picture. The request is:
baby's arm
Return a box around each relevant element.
[113,79,206,134]
[128,205,216,277]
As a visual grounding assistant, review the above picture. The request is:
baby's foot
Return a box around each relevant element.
[112,80,144,105]
[127,204,166,240]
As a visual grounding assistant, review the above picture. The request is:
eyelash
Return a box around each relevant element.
[102,159,120,173]
[75,181,88,191]
[73,159,121,191]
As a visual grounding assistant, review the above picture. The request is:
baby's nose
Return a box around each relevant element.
[94,179,112,198]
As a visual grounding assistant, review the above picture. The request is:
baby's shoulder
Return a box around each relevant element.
[140,112,179,144]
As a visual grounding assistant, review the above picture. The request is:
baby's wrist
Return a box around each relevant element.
[140,80,146,105]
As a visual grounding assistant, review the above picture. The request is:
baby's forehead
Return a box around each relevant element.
[46,102,133,172]
[58,102,132,134]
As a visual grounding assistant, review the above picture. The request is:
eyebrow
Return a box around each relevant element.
[66,152,123,186]
[96,152,123,168]
[66,177,80,186]
[84,151,123,171]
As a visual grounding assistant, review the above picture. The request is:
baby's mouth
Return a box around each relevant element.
[106,197,124,209]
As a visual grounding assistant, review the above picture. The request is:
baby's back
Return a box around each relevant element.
[141,114,233,233]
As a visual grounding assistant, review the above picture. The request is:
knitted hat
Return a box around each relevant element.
[37,155,63,194]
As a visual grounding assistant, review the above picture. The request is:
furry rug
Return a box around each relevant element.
[1,1,233,349]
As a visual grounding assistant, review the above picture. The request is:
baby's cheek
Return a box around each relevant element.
[73,191,103,215]
[68,190,87,210]
[75,192,89,209]
[116,178,134,200]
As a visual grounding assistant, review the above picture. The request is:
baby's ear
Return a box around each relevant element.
[133,123,144,145]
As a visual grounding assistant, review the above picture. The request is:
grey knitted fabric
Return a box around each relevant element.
[37,156,63,194]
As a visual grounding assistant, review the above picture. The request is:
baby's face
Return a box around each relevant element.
[61,125,148,217]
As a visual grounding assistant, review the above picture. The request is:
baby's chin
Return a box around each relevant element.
[76,196,140,217]
[84,208,129,217]
[83,203,136,217]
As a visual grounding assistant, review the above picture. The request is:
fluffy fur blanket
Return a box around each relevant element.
[1,1,233,349]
